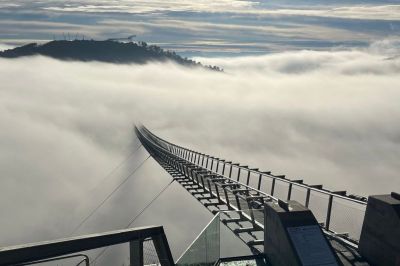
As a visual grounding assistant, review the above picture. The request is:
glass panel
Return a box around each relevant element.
[206,215,220,264]
[219,210,264,255]
[176,214,220,266]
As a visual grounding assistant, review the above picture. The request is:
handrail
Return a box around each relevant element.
[15,254,89,266]
[141,125,366,205]
[136,126,278,203]
[136,125,368,243]
[0,226,174,266]
[136,126,267,235]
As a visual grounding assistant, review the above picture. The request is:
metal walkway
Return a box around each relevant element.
[135,125,369,261]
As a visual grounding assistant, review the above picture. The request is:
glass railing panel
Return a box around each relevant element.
[205,214,220,264]
[219,210,264,256]
[176,214,220,266]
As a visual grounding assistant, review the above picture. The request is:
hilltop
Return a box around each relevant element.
[0,40,222,71]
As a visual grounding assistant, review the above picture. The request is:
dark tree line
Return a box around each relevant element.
[0,40,223,71]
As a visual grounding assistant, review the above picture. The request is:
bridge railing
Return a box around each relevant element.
[137,125,367,243]
[176,210,265,266]
[0,226,174,266]
[176,213,220,266]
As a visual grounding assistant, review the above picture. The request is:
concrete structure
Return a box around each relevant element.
[359,193,400,266]
[264,200,342,266]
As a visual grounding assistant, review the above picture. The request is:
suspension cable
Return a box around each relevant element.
[90,143,143,192]
[126,179,175,228]
[90,179,175,265]
[69,155,151,236]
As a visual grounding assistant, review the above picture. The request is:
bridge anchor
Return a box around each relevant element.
[264,200,342,266]
[359,193,400,266]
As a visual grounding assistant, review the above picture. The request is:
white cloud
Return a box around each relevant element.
[0,43,15,51]
[0,18,370,58]
[42,0,255,14]
[368,38,400,56]
[38,0,400,21]
[1,1,399,55]
[0,3,20,8]
[255,5,400,21]
[195,49,400,75]
[0,47,399,264]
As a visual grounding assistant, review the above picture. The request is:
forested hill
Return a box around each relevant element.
[0,40,222,71]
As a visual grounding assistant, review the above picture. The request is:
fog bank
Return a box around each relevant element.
[0,47,399,263]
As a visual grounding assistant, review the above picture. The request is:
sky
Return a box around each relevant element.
[0,1,400,265]
[0,0,400,56]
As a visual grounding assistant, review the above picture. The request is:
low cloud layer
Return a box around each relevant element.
[0,46,399,264]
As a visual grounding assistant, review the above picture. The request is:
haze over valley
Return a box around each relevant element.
[0,1,399,265]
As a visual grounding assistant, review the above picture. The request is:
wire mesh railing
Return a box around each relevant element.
[143,238,160,266]
[136,125,368,244]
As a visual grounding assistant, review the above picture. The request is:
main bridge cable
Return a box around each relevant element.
[69,154,151,236]
[90,179,176,265]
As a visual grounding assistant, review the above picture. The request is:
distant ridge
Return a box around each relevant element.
[0,40,222,71]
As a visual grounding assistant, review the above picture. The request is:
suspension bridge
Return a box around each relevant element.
[0,125,399,266]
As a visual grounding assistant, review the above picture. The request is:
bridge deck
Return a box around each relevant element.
[135,125,369,265]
